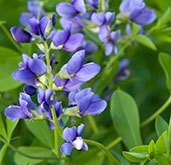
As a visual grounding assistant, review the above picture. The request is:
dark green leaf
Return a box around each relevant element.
[110,89,142,149]
[14,147,55,165]
[0,47,22,92]
[155,116,168,137]
[25,120,53,149]
[0,114,7,139]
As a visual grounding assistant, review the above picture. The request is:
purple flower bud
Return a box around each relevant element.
[130,8,156,26]
[60,124,88,155]
[24,85,37,96]
[10,27,32,43]
[83,41,98,55]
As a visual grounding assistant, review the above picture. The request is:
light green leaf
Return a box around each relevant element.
[159,52,171,91]
[6,118,18,139]
[122,151,147,163]
[0,144,8,164]
[0,47,22,92]
[148,140,155,156]
[155,116,168,137]
[25,120,53,149]
[156,131,168,154]
[133,35,157,51]
[168,117,171,154]
[14,147,55,165]
[110,89,142,149]
[130,145,148,153]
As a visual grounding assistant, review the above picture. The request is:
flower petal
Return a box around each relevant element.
[130,8,156,26]
[64,78,83,91]
[60,142,73,155]
[29,17,40,35]
[64,33,84,52]
[72,137,84,150]
[10,27,32,43]
[28,58,47,75]
[62,126,77,141]
[12,69,36,85]
[76,63,100,81]
[56,2,78,18]
[77,123,85,136]
[72,0,86,14]
[91,13,105,26]
[5,105,27,121]
[67,50,85,75]
[84,100,107,116]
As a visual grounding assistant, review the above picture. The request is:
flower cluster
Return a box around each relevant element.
[5,0,156,156]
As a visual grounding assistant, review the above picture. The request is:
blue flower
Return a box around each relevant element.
[13,54,47,86]
[56,0,86,18]
[119,0,156,26]
[68,88,107,116]
[54,50,100,91]
[52,26,84,52]
[86,0,99,9]
[60,124,88,155]
[5,93,35,121]
[19,0,45,26]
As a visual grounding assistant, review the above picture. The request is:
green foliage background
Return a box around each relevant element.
[1,0,171,164]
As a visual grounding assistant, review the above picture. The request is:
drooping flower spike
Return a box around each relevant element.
[60,124,88,155]
[54,50,100,91]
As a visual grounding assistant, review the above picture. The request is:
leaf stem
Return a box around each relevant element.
[140,95,171,128]
[85,139,120,164]
[0,23,22,52]
[87,115,99,133]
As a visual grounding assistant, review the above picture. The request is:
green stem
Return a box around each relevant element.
[0,24,22,52]
[85,139,120,164]
[106,95,171,150]
[140,95,171,128]
[0,137,56,160]
[44,42,62,158]
[87,115,99,133]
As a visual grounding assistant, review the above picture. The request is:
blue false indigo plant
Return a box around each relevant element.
[2,0,171,164]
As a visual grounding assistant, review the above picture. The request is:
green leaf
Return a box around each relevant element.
[73,149,104,165]
[14,147,55,165]
[25,120,53,149]
[148,140,155,156]
[122,151,147,163]
[155,116,168,137]
[0,47,22,92]
[133,35,157,51]
[156,131,168,154]
[168,117,171,154]
[0,114,7,139]
[6,118,18,139]
[0,144,8,164]
[130,145,148,153]
[159,52,171,91]
[110,89,142,148]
